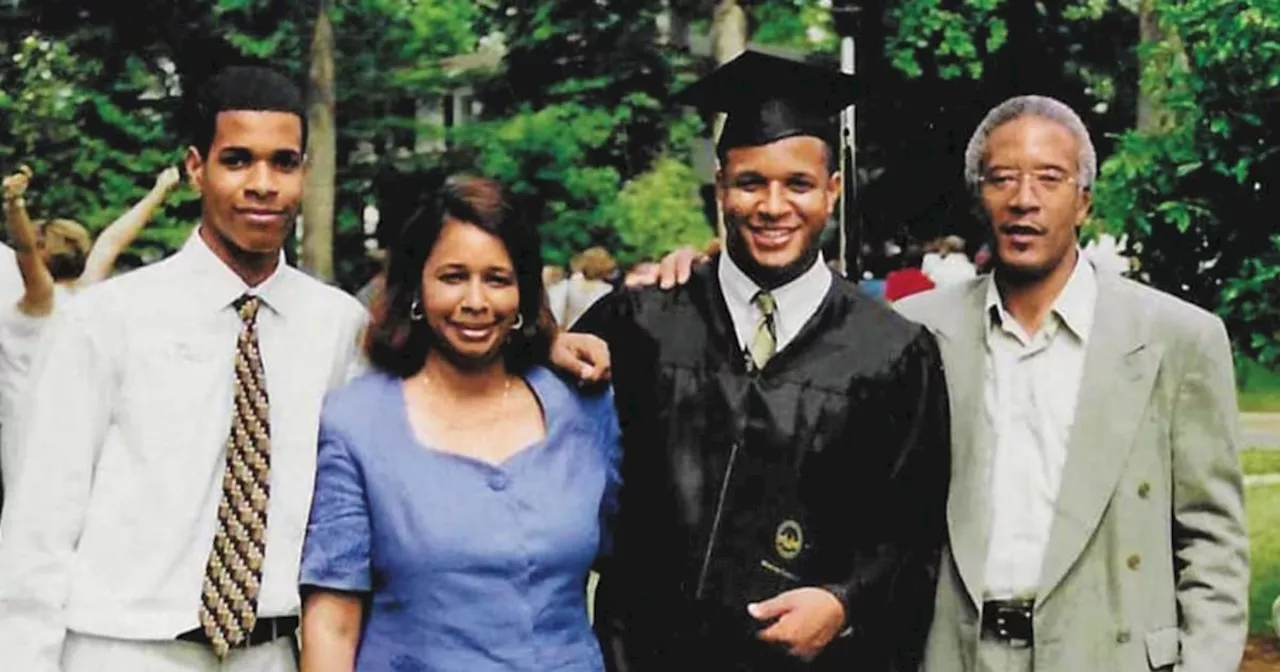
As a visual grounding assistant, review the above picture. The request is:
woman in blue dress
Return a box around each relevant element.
[298,174,621,671]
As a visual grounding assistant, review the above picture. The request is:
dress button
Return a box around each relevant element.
[1137,482,1151,499]
[1116,630,1131,644]
[1126,554,1141,570]
[489,473,509,491]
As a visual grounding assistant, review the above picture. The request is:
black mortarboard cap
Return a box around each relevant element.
[675,50,861,153]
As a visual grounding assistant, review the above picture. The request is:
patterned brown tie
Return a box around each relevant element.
[199,294,272,658]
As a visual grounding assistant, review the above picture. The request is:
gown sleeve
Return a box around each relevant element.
[298,410,374,595]
[572,292,631,567]
[593,386,624,562]
[823,326,951,670]
[569,288,632,343]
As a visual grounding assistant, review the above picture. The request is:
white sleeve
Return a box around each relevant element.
[0,302,114,672]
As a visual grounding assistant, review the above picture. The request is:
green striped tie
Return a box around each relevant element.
[749,291,777,369]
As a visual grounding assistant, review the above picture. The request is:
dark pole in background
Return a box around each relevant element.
[832,1,861,279]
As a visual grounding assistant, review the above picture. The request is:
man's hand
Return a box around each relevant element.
[749,587,847,662]
[154,166,181,193]
[3,165,32,202]
[656,245,705,289]
[549,331,612,385]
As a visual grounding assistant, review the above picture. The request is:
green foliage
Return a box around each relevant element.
[605,156,714,267]
[0,31,190,264]
[1092,0,1280,365]
[456,0,680,267]
[452,103,624,267]
[748,0,838,54]
[0,0,486,285]
[1244,483,1280,634]
[8,0,1273,345]
[324,0,480,288]
[885,0,1007,79]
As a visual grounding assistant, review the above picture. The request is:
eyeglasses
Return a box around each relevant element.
[979,170,1079,195]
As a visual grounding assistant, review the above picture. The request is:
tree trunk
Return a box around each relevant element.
[709,0,747,65]
[666,1,690,51]
[301,0,336,282]
[1136,0,1187,133]
[1136,0,1160,132]
[708,0,747,239]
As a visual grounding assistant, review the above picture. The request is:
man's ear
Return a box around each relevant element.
[184,146,205,196]
[826,170,843,217]
[1074,188,1093,227]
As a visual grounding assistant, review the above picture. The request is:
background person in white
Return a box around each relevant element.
[0,243,21,304]
[896,95,1248,672]
[0,65,368,672]
[0,164,185,492]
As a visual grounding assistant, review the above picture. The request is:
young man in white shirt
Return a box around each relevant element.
[0,64,368,672]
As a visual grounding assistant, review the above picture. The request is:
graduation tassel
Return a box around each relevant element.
[838,33,857,280]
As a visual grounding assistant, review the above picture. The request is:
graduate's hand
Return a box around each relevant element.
[550,331,612,385]
[656,245,705,290]
[749,587,846,661]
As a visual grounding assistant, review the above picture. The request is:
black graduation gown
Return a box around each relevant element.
[573,258,951,672]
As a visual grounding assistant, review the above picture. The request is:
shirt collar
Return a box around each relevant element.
[718,250,832,339]
[180,227,290,317]
[984,249,1097,342]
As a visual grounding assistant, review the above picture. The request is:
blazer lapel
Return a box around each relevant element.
[1036,275,1163,603]
[926,280,991,609]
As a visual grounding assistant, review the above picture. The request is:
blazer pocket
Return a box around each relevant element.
[1145,626,1180,669]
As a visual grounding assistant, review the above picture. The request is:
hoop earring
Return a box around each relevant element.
[409,298,424,322]
[512,312,524,330]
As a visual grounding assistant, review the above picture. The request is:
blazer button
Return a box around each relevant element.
[1126,554,1141,570]
[1137,482,1151,499]
[1116,630,1131,644]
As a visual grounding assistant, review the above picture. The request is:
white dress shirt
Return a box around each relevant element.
[981,253,1097,600]
[0,230,368,671]
[718,251,832,355]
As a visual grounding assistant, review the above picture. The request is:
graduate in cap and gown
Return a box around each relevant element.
[573,50,952,671]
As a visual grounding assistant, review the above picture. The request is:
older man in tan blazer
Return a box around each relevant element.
[897,95,1248,672]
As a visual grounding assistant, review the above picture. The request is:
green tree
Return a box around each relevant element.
[606,155,714,266]
[0,0,482,288]
[0,27,193,264]
[1092,0,1280,364]
[456,0,677,266]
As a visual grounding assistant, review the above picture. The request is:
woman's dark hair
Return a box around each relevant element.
[364,174,554,377]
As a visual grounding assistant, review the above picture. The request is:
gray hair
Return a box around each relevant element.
[963,95,1097,193]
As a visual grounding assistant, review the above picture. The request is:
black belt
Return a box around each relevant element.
[177,616,300,649]
[981,599,1033,648]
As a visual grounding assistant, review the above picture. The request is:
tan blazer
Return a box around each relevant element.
[896,270,1248,671]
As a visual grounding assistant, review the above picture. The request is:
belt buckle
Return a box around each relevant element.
[984,600,1033,649]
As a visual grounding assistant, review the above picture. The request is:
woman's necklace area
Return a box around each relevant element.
[415,373,514,430]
